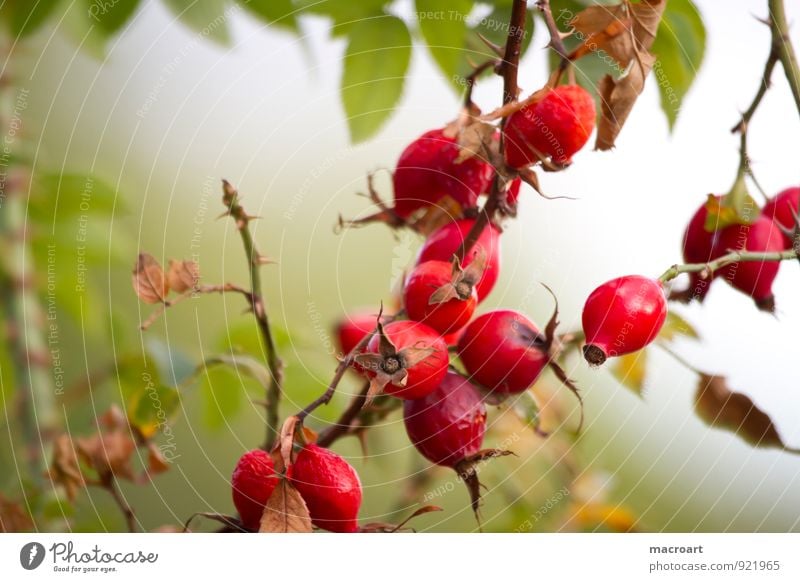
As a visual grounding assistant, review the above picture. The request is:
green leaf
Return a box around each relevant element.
[162,0,230,44]
[240,0,297,31]
[609,351,647,396]
[294,0,387,37]
[415,0,473,82]
[341,15,411,143]
[0,0,60,38]
[128,382,180,439]
[658,311,700,342]
[203,354,271,388]
[463,4,534,85]
[29,173,122,223]
[650,0,706,129]
[144,337,197,386]
[85,0,142,36]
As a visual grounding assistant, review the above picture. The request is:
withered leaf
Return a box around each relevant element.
[695,374,797,452]
[259,479,313,533]
[132,253,169,304]
[77,430,137,482]
[276,416,301,471]
[596,52,656,150]
[45,434,85,501]
[145,442,170,478]
[0,494,34,533]
[456,449,516,520]
[167,259,200,293]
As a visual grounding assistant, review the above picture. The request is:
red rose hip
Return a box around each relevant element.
[231,449,278,531]
[335,310,381,356]
[762,186,799,249]
[582,275,667,366]
[403,371,486,468]
[393,128,494,218]
[503,85,596,168]
[682,196,725,302]
[356,320,448,400]
[288,444,362,533]
[417,218,501,301]
[457,310,549,395]
[716,215,784,311]
[403,258,479,335]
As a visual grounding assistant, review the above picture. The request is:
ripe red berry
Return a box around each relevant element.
[682,196,725,302]
[231,449,278,531]
[417,219,501,301]
[403,371,486,468]
[288,444,362,533]
[582,275,667,366]
[393,128,494,218]
[403,258,479,335]
[716,215,784,311]
[357,320,449,400]
[335,310,380,356]
[762,186,799,249]
[457,310,549,395]
[503,85,596,169]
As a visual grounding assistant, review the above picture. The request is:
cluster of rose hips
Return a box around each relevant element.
[681,187,799,311]
[228,83,602,532]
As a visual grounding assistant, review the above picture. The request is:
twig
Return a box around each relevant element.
[456,0,528,262]
[221,180,284,451]
[769,0,800,115]
[658,248,797,283]
[316,382,370,447]
[536,0,571,73]
[139,283,251,331]
[105,478,138,533]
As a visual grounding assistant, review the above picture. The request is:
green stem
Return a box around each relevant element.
[221,181,283,450]
[658,249,797,283]
[769,0,800,115]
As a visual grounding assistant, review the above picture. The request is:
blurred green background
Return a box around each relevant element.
[2,0,800,533]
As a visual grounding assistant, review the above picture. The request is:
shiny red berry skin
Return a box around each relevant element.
[763,186,799,249]
[457,310,549,395]
[503,85,596,168]
[403,371,486,468]
[231,449,278,531]
[582,276,667,366]
[416,219,501,301]
[288,444,362,533]
[717,215,783,311]
[682,196,725,301]
[393,129,494,218]
[364,320,449,400]
[403,260,477,335]
[335,310,379,356]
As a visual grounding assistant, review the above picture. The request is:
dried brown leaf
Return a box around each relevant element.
[77,430,137,482]
[167,259,200,293]
[596,52,656,150]
[695,374,797,452]
[259,480,313,533]
[0,494,33,533]
[45,434,85,501]
[132,253,169,304]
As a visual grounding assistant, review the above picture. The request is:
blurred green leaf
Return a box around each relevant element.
[609,351,647,396]
[295,0,387,37]
[144,337,197,386]
[201,365,255,430]
[85,0,142,36]
[30,173,121,222]
[241,0,297,31]
[415,0,473,84]
[650,0,705,129]
[128,382,180,439]
[465,3,534,68]
[162,0,230,44]
[341,15,411,143]
[204,354,271,388]
[0,0,60,38]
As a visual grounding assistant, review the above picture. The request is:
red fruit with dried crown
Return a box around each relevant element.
[682,196,725,302]
[288,444,362,533]
[762,186,800,249]
[457,310,549,395]
[231,449,278,531]
[503,85,596,169]
[403,371,486,468]
[356,320,449,400]
[417,219,501,301]
[393,128,494,218]
[403,258,480,335]
[582,275,667,366]
[716,215,784,312]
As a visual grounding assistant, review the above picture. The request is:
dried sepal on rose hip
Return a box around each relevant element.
[582,275,668,366]
[354,319,448,402]
[416,218,501,301]
[403,251,485,335]
[403,371,512,518]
